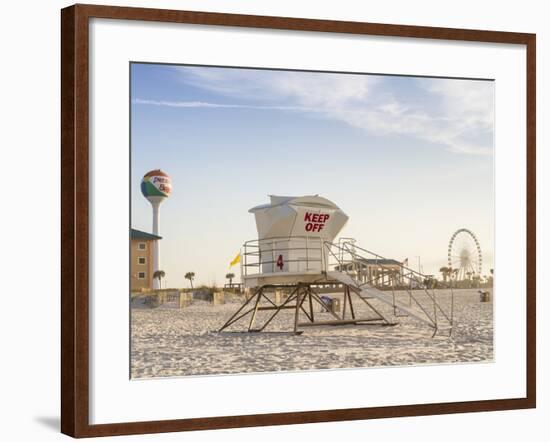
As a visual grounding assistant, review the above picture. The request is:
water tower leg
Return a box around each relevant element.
[152,202,161,290]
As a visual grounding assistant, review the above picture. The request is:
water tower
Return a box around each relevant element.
[141,169,172,289]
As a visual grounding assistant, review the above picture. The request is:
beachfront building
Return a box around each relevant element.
[130,228,162,291]
[337,258,405,287]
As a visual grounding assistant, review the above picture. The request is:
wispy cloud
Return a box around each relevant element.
[159,67,495,155]
[132,98,314,112]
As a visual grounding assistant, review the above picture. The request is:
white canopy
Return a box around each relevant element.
[249,195,349,242]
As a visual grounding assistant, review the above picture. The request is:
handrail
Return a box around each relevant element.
[323,239,454,334]
[332,240,454,324]
[242,235,324,276]
[325,240,454,290]
[243,235,324,245]
[238,235,453,335]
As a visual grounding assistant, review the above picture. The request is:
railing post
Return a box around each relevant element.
[244,243,247,277]
[241,246,245,280]
[257,241,261,275]
[305,236,309,271]
[271,239,274,273]
[322,241,327,272]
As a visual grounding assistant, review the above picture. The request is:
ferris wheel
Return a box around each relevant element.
[448,228,482,281]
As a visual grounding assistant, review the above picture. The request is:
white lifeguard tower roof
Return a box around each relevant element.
[250,194,339,211]
[249,195,349,242]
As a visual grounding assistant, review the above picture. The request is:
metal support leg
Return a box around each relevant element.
[248,287,263,331]
[342,287,348,319]
[348,286,393,325]
[219,287,261,332]
[347,287,356,320]
[257,286,300,332]
[294,287,303,334]
[308,290,315,323]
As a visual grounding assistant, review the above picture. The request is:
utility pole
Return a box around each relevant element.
[414,256,422,274]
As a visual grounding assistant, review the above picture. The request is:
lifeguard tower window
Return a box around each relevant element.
[138,257,146,265]
[138,242,146,250]
[138,272,146,279]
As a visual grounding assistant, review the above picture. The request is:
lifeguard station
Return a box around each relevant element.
[219,195,454,336]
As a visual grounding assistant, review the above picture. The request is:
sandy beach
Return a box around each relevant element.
[130,288,493,378]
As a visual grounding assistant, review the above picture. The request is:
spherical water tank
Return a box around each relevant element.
[141,169,172,203]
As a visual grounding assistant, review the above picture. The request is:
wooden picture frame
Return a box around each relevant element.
[61,3,536,437]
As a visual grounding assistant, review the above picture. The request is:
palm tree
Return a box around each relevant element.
[225,272,235,287]
[451,268,458,285]
[153,270,165,289]
[185,272,195,289]
[439,266,451,283]
[439,266,446,282]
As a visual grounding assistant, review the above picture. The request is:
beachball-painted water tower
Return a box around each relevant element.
[141,169,172,289]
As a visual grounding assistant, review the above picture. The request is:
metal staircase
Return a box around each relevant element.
[323,240,455,336]
[219,236,455,336]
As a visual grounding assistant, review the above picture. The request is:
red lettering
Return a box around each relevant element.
[304,213,330,233]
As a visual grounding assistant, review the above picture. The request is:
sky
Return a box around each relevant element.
[131,63,494,288]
